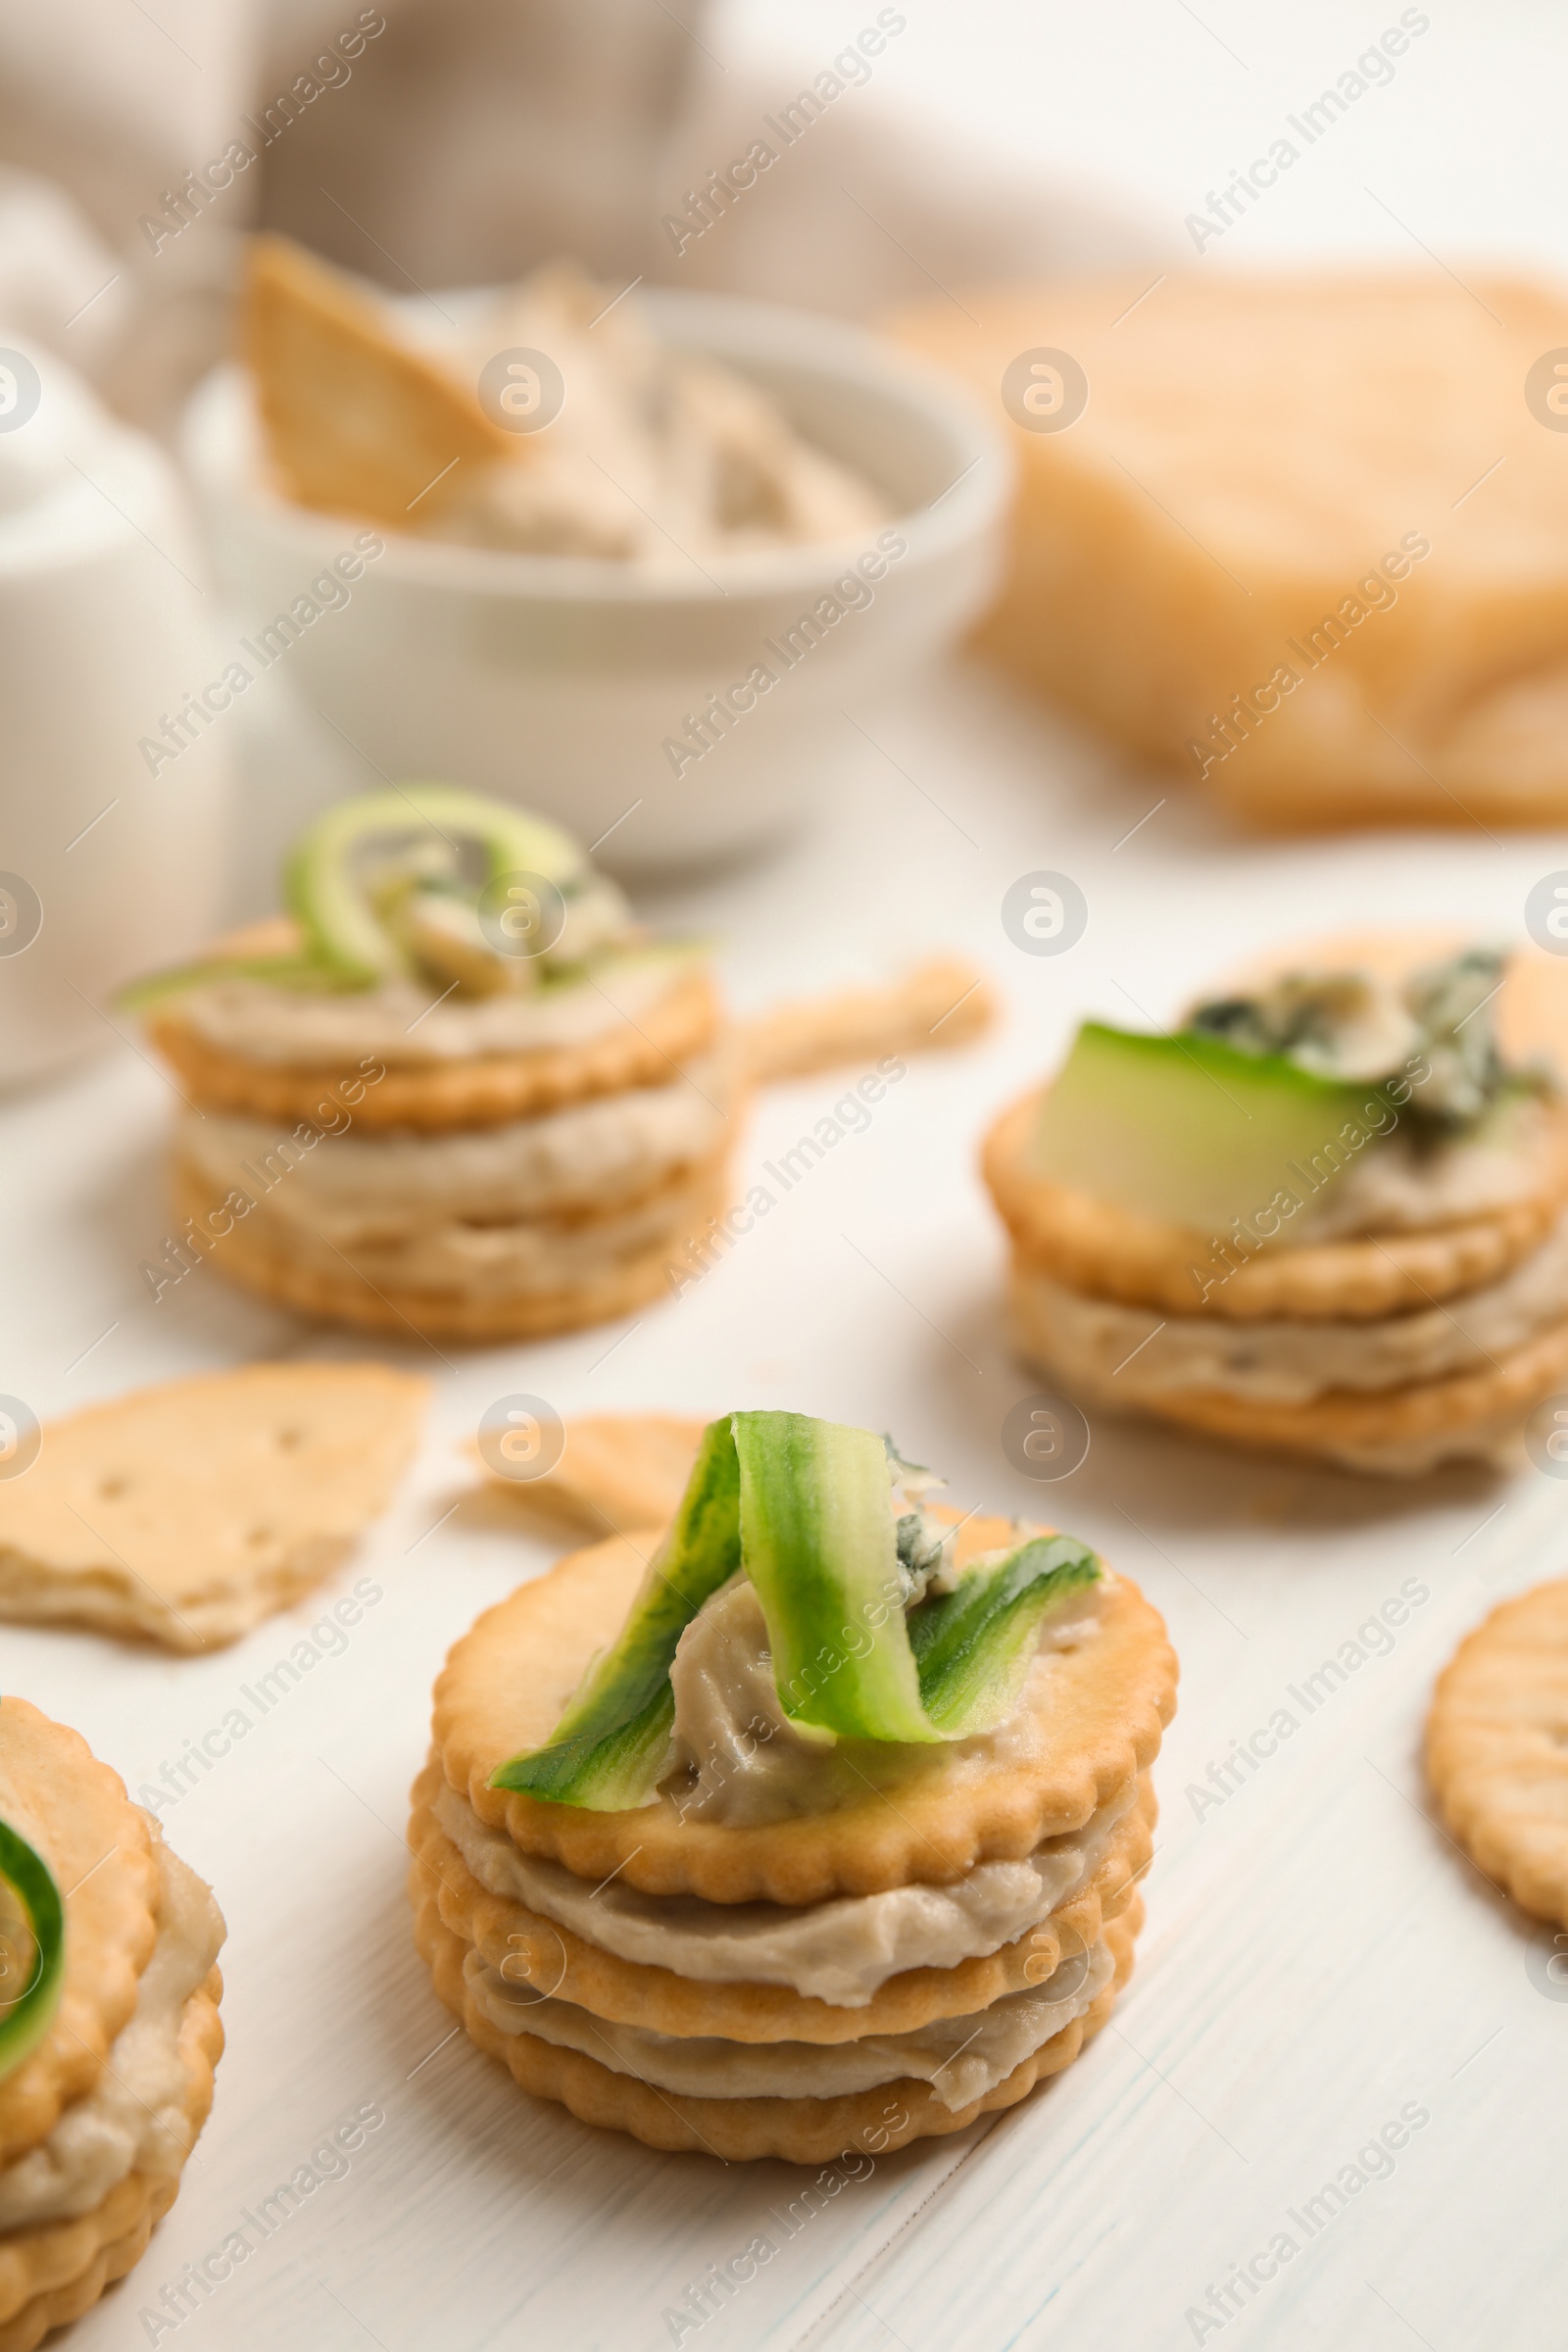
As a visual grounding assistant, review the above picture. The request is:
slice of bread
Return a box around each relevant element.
[890,271,1568,829]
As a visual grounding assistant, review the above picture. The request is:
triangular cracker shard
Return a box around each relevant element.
[0,1364,428,1650]
[243,233,513,525]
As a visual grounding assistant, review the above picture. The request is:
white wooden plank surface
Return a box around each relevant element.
[5,656,1567,2351]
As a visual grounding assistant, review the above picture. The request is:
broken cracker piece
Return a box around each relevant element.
[0,1363,427,1652]
[242,235,514,528]
[472,1412,707,1537]
[742,956,994,1085]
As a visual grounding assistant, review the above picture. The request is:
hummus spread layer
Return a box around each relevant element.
[178,1050,733,1232]
[1285,1096,1558,1240]
[1015,1209,1568,1405]
[432,264,890,564]
[167,953,694,1068]
[433,1775,1132,2007]
[659,1571,1111,1830]
[466,1937,1112,2111]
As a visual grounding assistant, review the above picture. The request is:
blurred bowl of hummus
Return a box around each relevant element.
[179,247,1009,871]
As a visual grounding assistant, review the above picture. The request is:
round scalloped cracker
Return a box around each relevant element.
[0,2171,171,2349]
[0,1702,160,2166]
[413,1874,1140,2162]
[0,1962,221,2345]
[175,1156,733,1344]
[432,1519,1176,1904]
[983,1088,1568,1325]
[1109,1313,1568,1475]
[408,1759,1152,2042]
[1426,1579,1568,1925]
[146,962,723,1131]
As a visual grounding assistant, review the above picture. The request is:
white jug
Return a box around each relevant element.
[0,343,231,1088]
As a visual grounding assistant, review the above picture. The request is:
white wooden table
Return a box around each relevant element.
[6,639,1566,2352]
[10,1,1568,2335]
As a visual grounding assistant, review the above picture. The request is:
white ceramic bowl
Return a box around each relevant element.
[179,288,1010,871]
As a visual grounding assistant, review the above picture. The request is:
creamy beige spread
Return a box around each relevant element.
[0,1835,221,2230]
[198,1157,715,1298]
[178,1049,731,1231]
[1287,1096,1553,1241]
[1015,1208,1568,1406]
[661,1572,1109,1829]
[414,264,888,564]
[168,951,695,1067]
[466,1936,1111,2111]
[434,1776,1131,2007]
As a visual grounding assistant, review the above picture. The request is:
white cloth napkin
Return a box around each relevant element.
[0,0,1161,428]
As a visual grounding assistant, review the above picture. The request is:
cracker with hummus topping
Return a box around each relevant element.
[410,1757,1152,2042]
[243,235,514,529]
[986,1088,1568,1323]
[128,785,993,1349]
[416,1412,1173,2158]
[1426,1580,1568,1926]
[434,1516,1174,1906]
[126,786,746,1350]
[0,1698,224,2346]
[0,1364,427,1651]
[0,1705,160,2163]
[147,958,725,1133]
[412,1877,1139,2165]
[0,1971,223,2349]
[985,934,1568,1475]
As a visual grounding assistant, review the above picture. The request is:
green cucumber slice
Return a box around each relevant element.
[733,1411,936,1743]
[286,785,586,986]
[1033,1020,1386,1232]
[494,1410,1110,1804]
[907,1536,1102,1736]
[0,1815,64,2083]
[489,1415,742,1810]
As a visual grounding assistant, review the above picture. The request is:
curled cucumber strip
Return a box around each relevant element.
[734,1411,935,1742]
[907,1537,1102,1736]
[490,1417,742,1811]
[286,785,585,986]
[0,1815,65,2084]
[493,1412,1103,1812]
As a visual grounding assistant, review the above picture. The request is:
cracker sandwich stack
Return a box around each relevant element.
[986,937,1568,1475]
[411,1411,1176,2160]
[0,1702,223,2351]
[131,785,740,1345]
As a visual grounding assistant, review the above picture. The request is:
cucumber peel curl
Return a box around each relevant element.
[489,1418,742,1810]
[907,1535,1102,1735]
[284,785,586,987]
[491,1410,1102,1812]
[118,784,601,1011]
[0,1799,65,2084]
